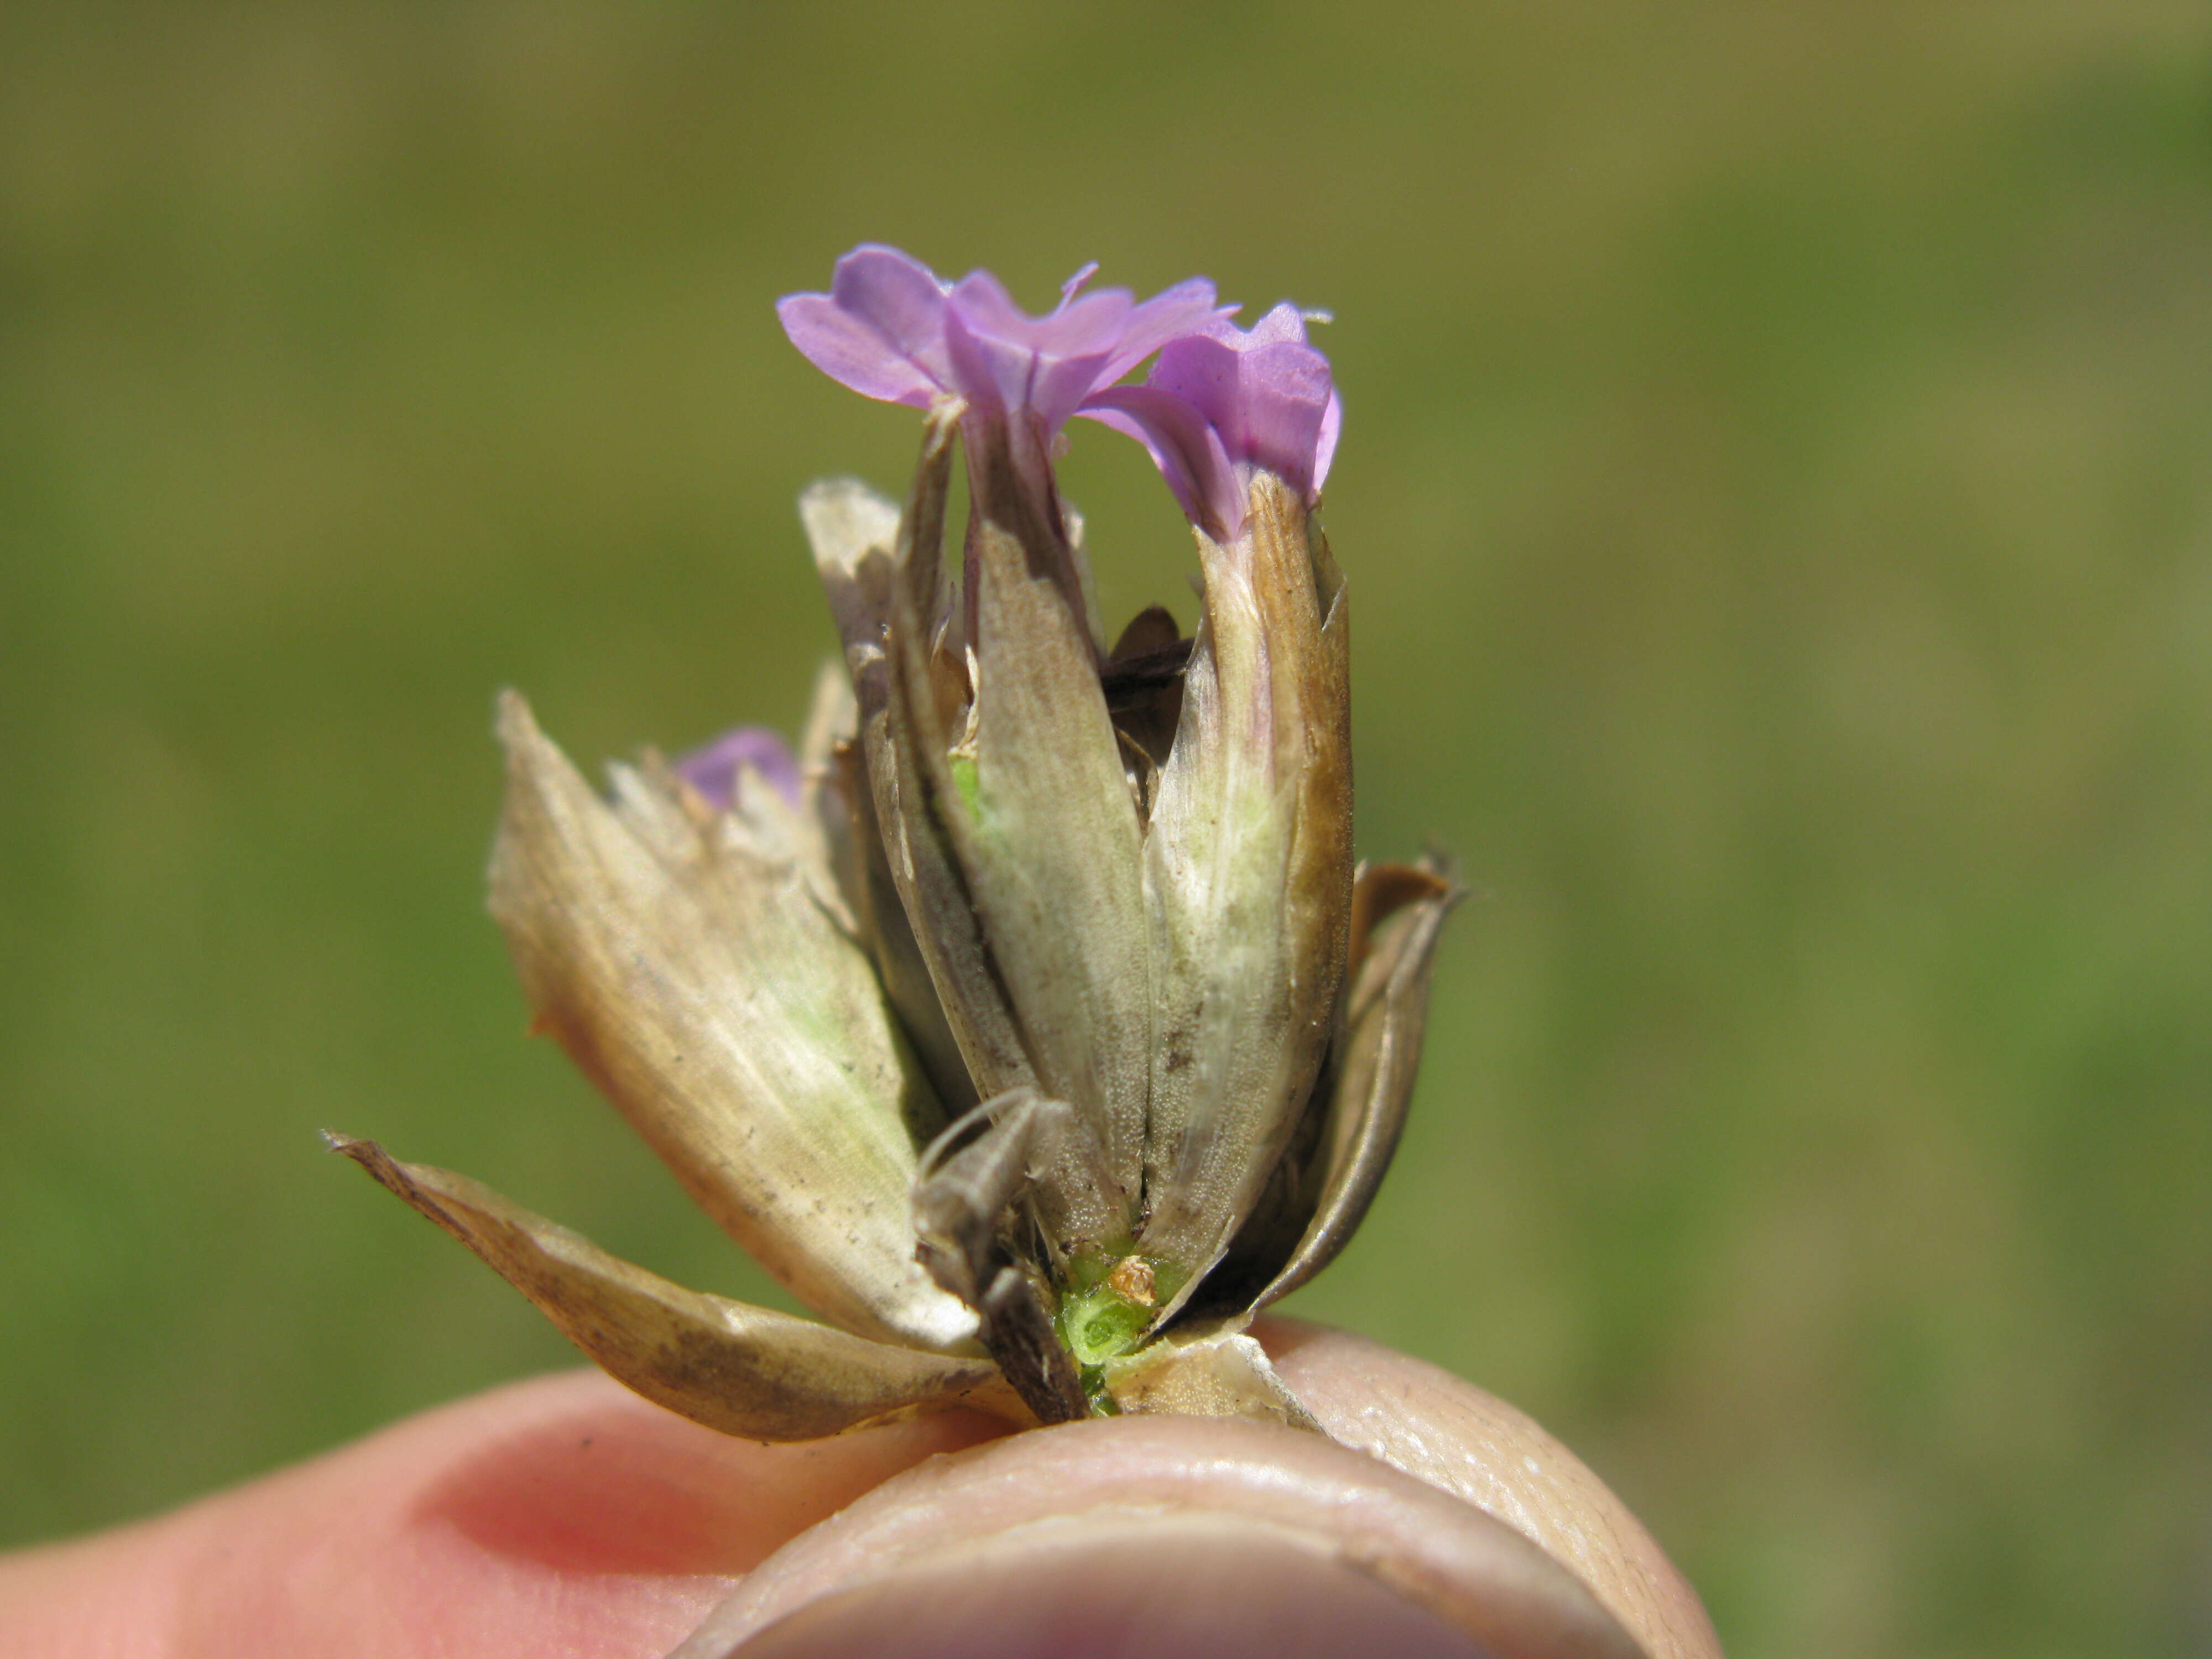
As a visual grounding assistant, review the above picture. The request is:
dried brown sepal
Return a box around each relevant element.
[865,680,1035,1107]
[978,1264,1089,1426]
[911,1089,1067,1306]
[326,1134,1028,1439]
[1253,855,1460,1310]
[801,474,906,666]
[1180,857,1459,1318]
[833,731,975,1116]
[795,659,867,941]
[487,691,973,1351]
[958,406,1090,636]
[911,1090,1097,1425]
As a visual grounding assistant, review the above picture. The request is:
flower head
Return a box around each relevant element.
[336,245,1454,1447]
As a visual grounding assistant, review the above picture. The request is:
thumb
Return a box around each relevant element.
[678,1318,1720,1659]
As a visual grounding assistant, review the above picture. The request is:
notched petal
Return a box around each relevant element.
[327,1134,1027,1440]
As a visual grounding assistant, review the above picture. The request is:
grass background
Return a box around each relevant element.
[3,3,2209,1654]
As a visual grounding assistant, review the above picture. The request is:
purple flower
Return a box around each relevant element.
[672,726,801,812]
[779,246,1339,546]
[776,246,1226,439]
[1082,302,1340,541]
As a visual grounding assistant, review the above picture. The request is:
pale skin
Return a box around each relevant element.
[0,1321,1723,1659]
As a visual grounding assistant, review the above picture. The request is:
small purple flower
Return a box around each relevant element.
[776,246,1225,439]
[779,245,1340,546]
[672,725,802,812]
[1082,302,1340,541]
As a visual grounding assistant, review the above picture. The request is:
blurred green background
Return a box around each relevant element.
[3,3,2209,1654]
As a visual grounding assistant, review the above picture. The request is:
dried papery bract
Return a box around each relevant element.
[1186,855,1460,1319]
[327,1134,1025,1438]
[334,243,1460,1446]
[487,692,972,1352]
[933,411,1156,1213]
[1134,472,1353,1316]
[877,410,1138,1256]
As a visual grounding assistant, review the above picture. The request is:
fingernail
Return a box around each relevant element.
[672,1417,1644,1659]
[728,1514,1494,1659]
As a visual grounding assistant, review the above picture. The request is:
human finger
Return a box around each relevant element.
[0,1368,1009,1659]
[674,1318,1720,1659]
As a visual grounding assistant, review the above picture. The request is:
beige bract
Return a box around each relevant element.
[336,403,1457,1438]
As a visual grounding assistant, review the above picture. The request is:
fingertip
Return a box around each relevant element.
[389,1370,1009,1578]
[675,1413,1642,1659]
[1254,1318,1721,1659]
[727,1514,1496,1659]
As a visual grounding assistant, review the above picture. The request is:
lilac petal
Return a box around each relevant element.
[950,270,1136,361]
[1026,342,1125,434]
[937,275,1036,415]
[1100,277,1232,386]
[943,306,1119,438]
[776,295,942,407]
[1081,385,1244,540]
[1137,307,1339,502]
[1314,387,1342,491]
[1240,299,1314,349]
[939,299,1028,419]
[783,245,1255,515]
[776,245,952,409]
[672,726,802,812]
[1225,338,1336,497]
[945,272,1138,431]
[1142,333,1244,445]
[828,246,954,371]
[943,269,1229,434]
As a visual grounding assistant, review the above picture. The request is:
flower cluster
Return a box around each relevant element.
[336,246,1455,1436]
